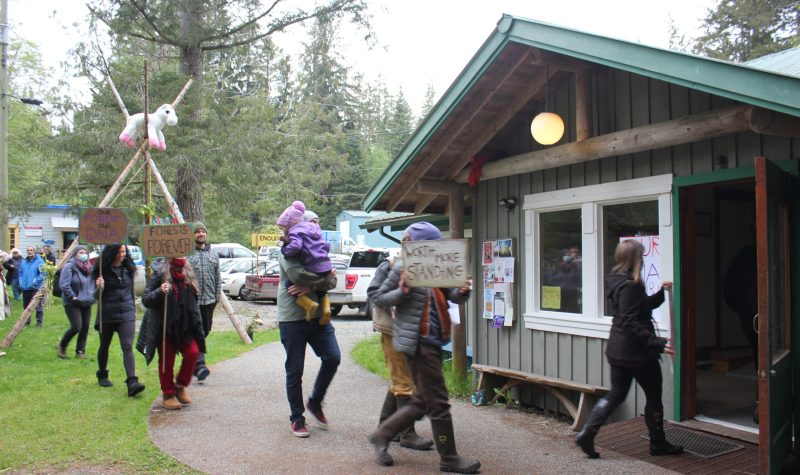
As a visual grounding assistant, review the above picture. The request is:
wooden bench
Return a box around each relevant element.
[471,363,609,432]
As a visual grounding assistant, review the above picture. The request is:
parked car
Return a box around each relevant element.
[242,262,281,302]
[221,258,261,300]
[329,249,393,317]
[258,246,281,262]
[213,243,256,262]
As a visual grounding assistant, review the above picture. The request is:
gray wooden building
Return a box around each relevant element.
[362,15,800,474]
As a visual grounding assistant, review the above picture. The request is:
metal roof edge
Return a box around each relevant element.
[505,18,800,117]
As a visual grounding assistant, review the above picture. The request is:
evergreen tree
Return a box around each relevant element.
[693,0,800,61]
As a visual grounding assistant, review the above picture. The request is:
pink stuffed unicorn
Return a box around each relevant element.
[118,104,178,150]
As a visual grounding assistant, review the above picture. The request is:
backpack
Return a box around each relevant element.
[370,257,395,334]
[52,269,63,298]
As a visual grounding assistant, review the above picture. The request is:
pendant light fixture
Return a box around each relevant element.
[530,67,564,145]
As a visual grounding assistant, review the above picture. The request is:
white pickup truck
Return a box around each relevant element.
[328,249,397,316]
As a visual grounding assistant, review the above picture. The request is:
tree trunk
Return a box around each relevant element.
[176,2,205,222]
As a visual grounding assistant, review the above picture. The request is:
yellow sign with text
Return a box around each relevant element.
[251,233,282,247]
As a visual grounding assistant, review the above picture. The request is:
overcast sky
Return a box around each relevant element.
[9,0,718,114]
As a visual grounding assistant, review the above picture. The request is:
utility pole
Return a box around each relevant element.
[0,0,8,251]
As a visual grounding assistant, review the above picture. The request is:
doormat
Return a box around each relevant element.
[641,427,744,458]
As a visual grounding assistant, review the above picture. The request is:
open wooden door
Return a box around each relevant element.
[755,156,793,475]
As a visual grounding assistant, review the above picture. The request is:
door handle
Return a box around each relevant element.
[771,370,777,377]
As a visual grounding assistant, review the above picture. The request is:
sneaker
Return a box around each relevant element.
[75,352,87,359]
[306,400,329,430]
[291,420,309,438]
[196,367,210,382]
[56,346,68,359]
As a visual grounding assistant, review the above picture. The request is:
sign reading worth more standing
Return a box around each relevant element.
[401,239,469,288]
[79,208,128,244]
[141,224,193,257]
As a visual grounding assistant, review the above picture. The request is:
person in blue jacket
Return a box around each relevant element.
[18,246,45,326]
[57,245,96,359]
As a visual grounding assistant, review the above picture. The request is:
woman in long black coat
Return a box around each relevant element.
[138,257,206,410]
[575,239,682,459]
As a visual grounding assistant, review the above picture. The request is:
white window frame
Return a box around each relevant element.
[523,175,673,339]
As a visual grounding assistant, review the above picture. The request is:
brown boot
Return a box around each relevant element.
[319,294,332,325]
[396,396,433,450]
[162,393,182,410]
[431,418,481,474]
[295,295,319,321]
[175,385,192,405]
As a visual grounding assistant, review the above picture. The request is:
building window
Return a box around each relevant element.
[540,209,582,314]
[7,225,17,250]
[523,175,673,338]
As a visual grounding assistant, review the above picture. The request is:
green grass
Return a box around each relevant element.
[350,334,473,399]
[0,296,278,473]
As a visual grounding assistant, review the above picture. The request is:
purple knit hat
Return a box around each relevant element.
[404,221,442,241]
[277,201,306,226]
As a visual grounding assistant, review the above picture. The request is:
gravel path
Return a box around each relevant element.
[147,303,677,475]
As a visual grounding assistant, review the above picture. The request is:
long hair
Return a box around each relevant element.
[611,239,644,284]
[161,259,200,294]
[92,244,137,279]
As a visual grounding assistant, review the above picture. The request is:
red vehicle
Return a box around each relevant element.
[242,262,280,303]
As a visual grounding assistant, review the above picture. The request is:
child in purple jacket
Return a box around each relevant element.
[277,201,333,324]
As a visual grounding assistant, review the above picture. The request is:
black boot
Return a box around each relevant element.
[397,396,434,451]
[575,398,613,459]
[96,369,113,388]
[431,418,480,474]
[645,408,683,456]
[125,376,145,397]
[379,391,400,442]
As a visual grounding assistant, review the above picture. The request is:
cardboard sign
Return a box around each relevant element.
[141,224,193,258]
[401,239,469,288]
[79,208,128,245]
[251,233,283,247]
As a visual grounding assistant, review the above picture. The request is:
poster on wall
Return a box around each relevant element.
[483,239,515,327]
[482,241,493,265]
[483,286,494,319]
[620,235,662,321]
[24,226,43,237]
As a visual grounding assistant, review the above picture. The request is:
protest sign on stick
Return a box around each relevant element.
[140,224,193,258]
[401,239,469,288]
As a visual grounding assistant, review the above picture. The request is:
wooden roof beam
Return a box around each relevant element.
[440,67,552,182]
[454,104,759,183]
[385,48,537,211]
[415,179,477,196]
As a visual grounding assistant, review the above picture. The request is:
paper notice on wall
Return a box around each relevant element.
[483,286,494,319]
[541,285,561,310]
[492,288,506,328]
[494,257,514,283]
[494,283,513,326]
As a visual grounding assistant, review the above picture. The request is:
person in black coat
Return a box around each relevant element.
[92,244,145,397]
[138,257,206,410]
[575,239,682,459]
[3,248,22,300]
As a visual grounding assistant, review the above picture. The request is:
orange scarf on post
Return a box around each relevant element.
[419,289,452,341]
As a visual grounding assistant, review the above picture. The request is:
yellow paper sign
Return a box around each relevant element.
[541,285,561,310]
[251,233,283,247]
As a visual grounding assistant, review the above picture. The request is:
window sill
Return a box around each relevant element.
[523,312,670,339]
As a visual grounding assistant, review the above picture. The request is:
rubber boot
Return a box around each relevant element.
[295,294,319,321]
[125,376,145,397]
[319,294,332,325]
[175,385,192,405]
[378,391,401,442]
[96,369,113,388]
[397,397,434,451]
[575,397,613,459]
[369,406,415,467]
[431,418,481,474]
[645,408,683,456]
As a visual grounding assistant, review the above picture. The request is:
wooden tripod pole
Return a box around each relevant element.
[145,152,251,344]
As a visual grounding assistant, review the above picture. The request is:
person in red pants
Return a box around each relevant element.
[138,257,207,410]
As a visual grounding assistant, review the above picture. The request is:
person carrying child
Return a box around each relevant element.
[277,201,333,325]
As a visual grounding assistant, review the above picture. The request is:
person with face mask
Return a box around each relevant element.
[139,257,206,410]
[3,248,23,301]
[57,246,97,359]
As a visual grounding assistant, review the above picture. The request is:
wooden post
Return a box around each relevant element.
[575,71,592,142]
[448,188,468,383]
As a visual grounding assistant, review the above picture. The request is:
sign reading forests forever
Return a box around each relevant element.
[79,208,128,245]
[141,224,193,258]
[401,239,469,288]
